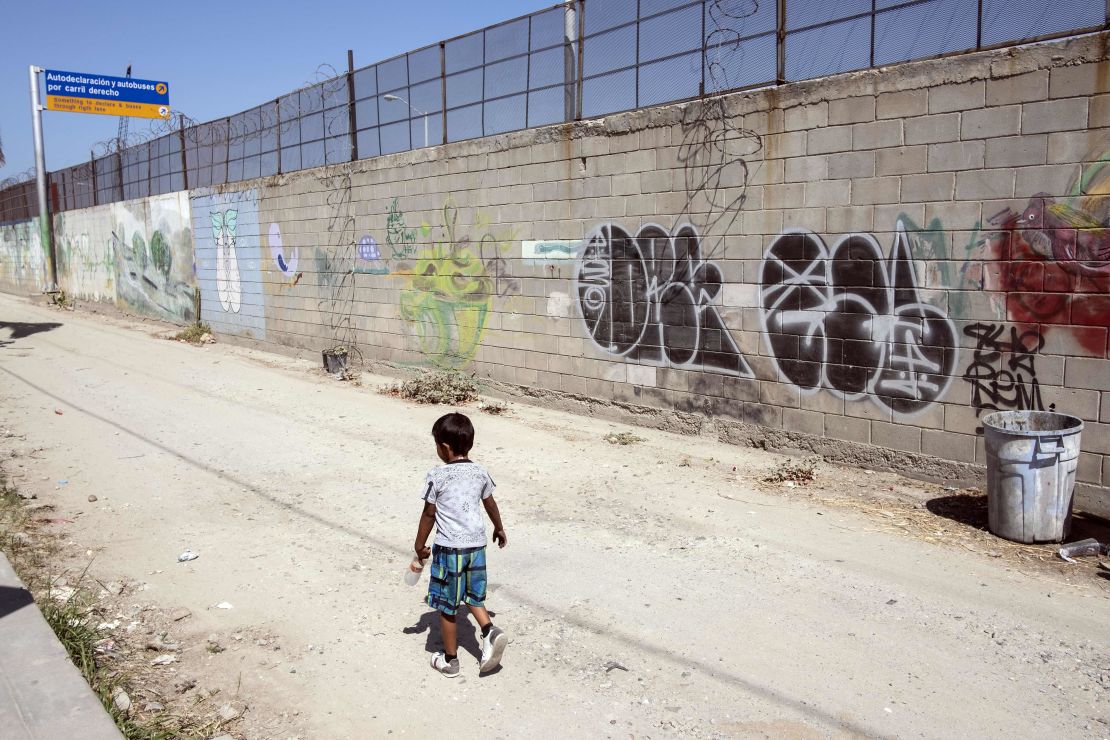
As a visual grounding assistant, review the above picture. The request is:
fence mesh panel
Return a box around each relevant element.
[4,0,1105,216]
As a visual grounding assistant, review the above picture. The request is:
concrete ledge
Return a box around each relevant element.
[0,554,121,740]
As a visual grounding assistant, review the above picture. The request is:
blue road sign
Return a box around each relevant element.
[43,69,170,119]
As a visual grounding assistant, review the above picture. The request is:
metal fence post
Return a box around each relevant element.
[699,0,707,97]
[224,117,231,186]
[115,149,124,202]
[347,49,359,161]
[276,98,283,175]
[870,0,877,68]
[576,0,585,120]
[440,41,448,145]
[977,0,984,49]
[564,1,579,121]
[776,0,786,84]
[179,118,189,191]
[91,152,98,206]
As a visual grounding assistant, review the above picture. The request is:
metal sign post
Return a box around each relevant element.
[26,65,171,294]
[28,65,57,292]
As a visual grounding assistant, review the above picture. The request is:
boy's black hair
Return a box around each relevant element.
[432,412,474,455]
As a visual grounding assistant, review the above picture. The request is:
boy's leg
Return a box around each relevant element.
[467,605,491,629]
[439,611,458,657]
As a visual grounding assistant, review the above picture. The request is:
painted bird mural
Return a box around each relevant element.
[1016,158,1110,277]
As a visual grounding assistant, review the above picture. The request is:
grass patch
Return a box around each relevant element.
[604,431,645,446]
[763,457,818,486]
[171,322,214,345]
[384,371,480,405]
[40,578,220,739]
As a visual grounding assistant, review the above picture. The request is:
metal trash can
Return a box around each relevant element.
[981,411,1084,544]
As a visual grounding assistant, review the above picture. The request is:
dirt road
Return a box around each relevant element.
[1,293,1107,739]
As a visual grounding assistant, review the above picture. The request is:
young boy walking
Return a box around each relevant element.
[414,412,508,676]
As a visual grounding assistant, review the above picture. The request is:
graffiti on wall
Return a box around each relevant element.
[575,222,753,376]
[963,323,1045,417]
[759,221,959,415]
[192,189,266,339]
[0,219,45,292]
[399,200,513,368]
[354,234,388,275]
[54,220,115,303]
[386,197,418,259]
[961,157,1110,354]
[475,211,519,298]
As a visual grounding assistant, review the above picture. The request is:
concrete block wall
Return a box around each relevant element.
[0,218,45,295]
[6,32,1110,514]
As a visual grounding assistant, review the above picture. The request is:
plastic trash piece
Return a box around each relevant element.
[1057,538,1107,563]
[215,601,233,609]
[403,556,426,586]
[178,550,199,562]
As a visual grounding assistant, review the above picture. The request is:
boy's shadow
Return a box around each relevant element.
[403,610,503,676]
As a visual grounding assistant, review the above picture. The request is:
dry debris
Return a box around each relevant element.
[384,371,480,405]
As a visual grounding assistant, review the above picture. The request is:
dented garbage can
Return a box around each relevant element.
[981,411,1084,544]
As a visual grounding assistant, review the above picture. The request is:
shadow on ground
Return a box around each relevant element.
[0,321,62,348]
[0,584,34,619]
[927,493,1110,543]
[403,609,503,675]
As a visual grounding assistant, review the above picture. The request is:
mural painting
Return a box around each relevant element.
[575,222,753,377]
[111,193,196,322]
[398,199,513,369]
[191,189,266,339]
[759,221,959,415]
[0,218,45,293]
[267,222,303,288]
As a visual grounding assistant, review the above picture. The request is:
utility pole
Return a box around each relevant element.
[116,63,132,149]
[28,65,57,292]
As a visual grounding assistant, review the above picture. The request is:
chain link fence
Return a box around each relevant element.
[2,0,1105,221]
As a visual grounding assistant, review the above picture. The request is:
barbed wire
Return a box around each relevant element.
[0,167,36,189]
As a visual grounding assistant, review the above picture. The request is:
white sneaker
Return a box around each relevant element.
[430,652,460,677]
[479,625,507,673]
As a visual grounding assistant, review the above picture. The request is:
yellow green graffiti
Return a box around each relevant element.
[399,200,495,369]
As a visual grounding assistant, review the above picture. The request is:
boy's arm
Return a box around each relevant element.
[482,495,507,548]
[414,501,436,559]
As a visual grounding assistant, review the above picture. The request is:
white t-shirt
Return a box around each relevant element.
[422,460,496,548]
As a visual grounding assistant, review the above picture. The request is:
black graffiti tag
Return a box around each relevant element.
[963,323,1045,417]
[575,223,753,376]
[759,221,958,415]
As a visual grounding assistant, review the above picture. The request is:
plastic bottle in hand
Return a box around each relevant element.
[403,556,426,586]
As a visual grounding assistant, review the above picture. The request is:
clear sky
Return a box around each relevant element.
[0,0,554,177]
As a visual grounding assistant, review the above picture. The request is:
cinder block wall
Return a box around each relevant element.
[8,33,1110,513]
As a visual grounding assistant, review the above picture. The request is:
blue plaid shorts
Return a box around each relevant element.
[426,544,487,616]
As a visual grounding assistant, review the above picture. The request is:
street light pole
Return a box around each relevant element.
[383,94,428,148]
